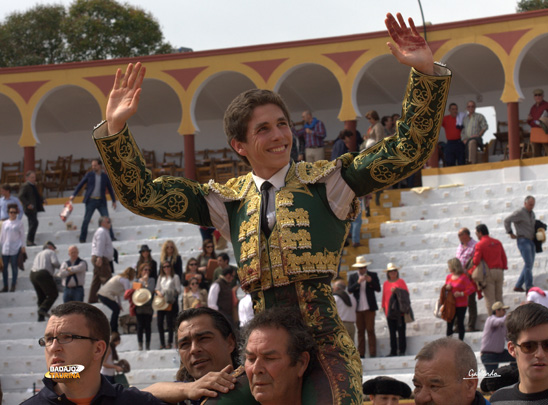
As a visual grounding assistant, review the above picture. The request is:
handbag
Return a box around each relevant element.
[471,260,488,290]
[113,372,129,388]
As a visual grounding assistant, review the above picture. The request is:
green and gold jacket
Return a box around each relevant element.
[94,66,451,294]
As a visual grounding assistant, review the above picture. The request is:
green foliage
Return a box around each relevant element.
[517,0,548,12]
[0,0,173,67]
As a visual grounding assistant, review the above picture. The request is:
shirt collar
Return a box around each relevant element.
[252,163,290,191]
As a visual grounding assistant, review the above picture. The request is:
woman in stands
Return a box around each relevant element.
[160,239,183,280]
[182,276,208,310]
[156,260,181,349]
[444,257,475,340]
[97,267,135,333]
[133,263,156,350]
[0,203,25,292]
[382,263,408,356]
[183,257,208,291]
[196,239,216,276]
[135,244,158,281]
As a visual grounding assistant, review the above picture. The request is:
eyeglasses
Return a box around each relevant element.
[514,339,548,354]
[189,263,198,266]
[39,333,98,347]
[190,282,198,286]
[206,245,213,249]
[534,93,543,96]
[466,105,475,108]
[9,211,17,214]
[163,265,171,268]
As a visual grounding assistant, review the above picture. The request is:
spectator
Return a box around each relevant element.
[481,302,515,374]
[442,103,466,166]
[182,276,208,310]
[18,170,45,246]
[363,376,412,404]
[242,308,316,405]
[143,307,239,403]
[381,262,408,356]
[413,337,489,405]
[57,245,87,302]
[297,110,327,162]
[69,159,117,243]
[30,241,60,321]
[348,256,380,358]
[238,292,254,327]
[361,110,386,149]
[381,115,395,137]
[22,302,164,404]
[160,239,183,280]
[100,331,123,383]
[132,263,155,351]
[527,89,548,157]
[183,257,207,290]
[0,183,23,221]
[97,266,135,334]
[526,286,548,307]
[332,279,357,342]
[0,203,25,292]
[462,100,488,164]
[135,244,158,281]
[212,253,238,285]
[490,303,548,402]
[444,258,475,341]
[155,260,182,349]
[208,267,236,326]
[197,239,216,277]
[88,216,114,303]
[456,227,479,331]
[504,196,536,293]
[471,223,507,313]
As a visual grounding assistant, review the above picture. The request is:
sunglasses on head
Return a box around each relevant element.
[515,339,548,354]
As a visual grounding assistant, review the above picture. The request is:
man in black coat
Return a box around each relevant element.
[348,256,380,358]
[18,170,45,246]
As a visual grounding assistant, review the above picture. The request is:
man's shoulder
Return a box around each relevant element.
[113,385,167,403]
[491,382,548,402]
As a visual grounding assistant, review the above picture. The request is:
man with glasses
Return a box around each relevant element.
[22,301,164,404]
[88,216,114,303]
[462,100,488,164]
[490,302,548,403]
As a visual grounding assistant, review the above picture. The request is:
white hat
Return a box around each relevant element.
[492,301,510,311]
[133,288,152,306]
[352,256,372,268]
[152,295,169,311]
[383,262,401,272]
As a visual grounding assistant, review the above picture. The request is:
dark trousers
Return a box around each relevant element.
[25,210,38,244]
[2,251,20,288]
[447,306,467,340]
[467,293,477,330]
[88,256,112,303]
[387,316,406,355]
[30,270,59,313]
[80,199,114,242]
[157,300,179,346]
[481,350,516,374]
[444,139,466,166]
[98,295,120,333]
[63,286,84,303]
[136,313,153,346]
[356,310,376,357]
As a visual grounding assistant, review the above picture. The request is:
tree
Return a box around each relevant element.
[0,0,173,67]
[517,0,548,11]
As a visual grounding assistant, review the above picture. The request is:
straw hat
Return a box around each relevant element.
[352,256,372,268]
[132,288,152,306]
[383,262,401,272]
[536,228,546,243]
[492,301,510,311]
[152,295,169,311]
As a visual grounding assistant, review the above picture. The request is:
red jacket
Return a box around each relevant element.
[470,235,507,272]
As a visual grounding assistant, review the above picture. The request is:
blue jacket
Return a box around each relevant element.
[72,171,116,205]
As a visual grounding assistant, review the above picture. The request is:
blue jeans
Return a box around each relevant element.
[516,238,535,290]
[2,250,20,288]
[80,199,113,242]
[63,286,84,302]
[98,294,120,333]
[481,350,515,374]
[351,214,362,244]
[444,139,466,166]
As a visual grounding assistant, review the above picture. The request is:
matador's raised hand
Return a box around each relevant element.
[106,62,146,135]
[385,13,434,75]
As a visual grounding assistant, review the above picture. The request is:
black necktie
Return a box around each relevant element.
[260,181,273,238]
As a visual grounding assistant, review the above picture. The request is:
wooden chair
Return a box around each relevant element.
[237,160,251,176]
[1,161,22,184]
[163,152,183,168]
[196,164,213,184]
[142,149,157,169]
[212,159,236,184]
[493,121,509,155]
